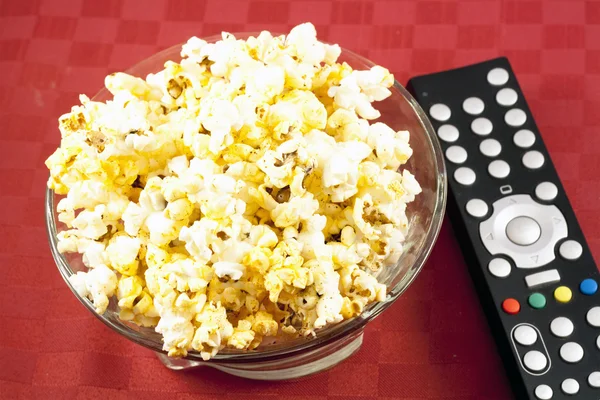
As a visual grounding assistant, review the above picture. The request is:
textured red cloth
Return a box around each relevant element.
[1,0,599,398]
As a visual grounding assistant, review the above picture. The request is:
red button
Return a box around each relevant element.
[502,298,520,315]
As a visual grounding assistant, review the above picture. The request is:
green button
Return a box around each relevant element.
[528,293,546,309]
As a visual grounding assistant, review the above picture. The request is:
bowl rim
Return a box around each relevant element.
[45,32,447,362]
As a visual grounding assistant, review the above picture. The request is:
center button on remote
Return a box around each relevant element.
[506,216,541,246]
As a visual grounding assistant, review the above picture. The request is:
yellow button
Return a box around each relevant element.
[554,286,572,303]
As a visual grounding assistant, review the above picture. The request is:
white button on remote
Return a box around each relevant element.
[589,372,600,388]
[446,146,467,164]
[496,88,518,106]
[488,160,510,178]
[463,97,485,115]
[550,317,574,338]
[471,117,493,135]
[559,240,582,260]
[480,139,501,157]
[587,306,600,327]
[535,182,558,201]
[430,104,451,121]
[525,269,560,289]
[437,124,459,142]
[597,334,600,350]
[523,151,545,169]
[454,167,476,185]
[523,350,547,372]
[488,68,509,85]
[514,129,536,148]
[506,216,541,246]
[559,342,584,363]
[534,385,553,400]
[466,199,488,218]
[488,258,511,278]
[505,108,527,127]
[514,325,537,346]
[561,379,579,395]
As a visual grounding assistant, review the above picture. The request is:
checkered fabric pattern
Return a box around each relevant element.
[1,0,599,398]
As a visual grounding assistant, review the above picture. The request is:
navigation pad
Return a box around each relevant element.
[479,194,568,269]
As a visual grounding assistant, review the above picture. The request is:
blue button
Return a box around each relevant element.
[580,279,598,295]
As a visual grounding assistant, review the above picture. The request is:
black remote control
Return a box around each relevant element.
[406,57,600,400]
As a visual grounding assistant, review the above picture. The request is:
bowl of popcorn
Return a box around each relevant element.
[45,22,446,380]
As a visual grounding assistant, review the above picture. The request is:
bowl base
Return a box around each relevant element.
[155,331,364,380]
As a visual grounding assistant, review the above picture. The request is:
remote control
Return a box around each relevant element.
[406,57,600,400]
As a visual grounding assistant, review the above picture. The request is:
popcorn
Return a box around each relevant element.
[285,22,341,66]
[271,193,320,228]
[250,311,279,337]
[228,319,256,350]
[213,262,245,281]
[47,22,421,360]
[106,233,141,276]
[328,66,394,120]
[245,65,285,102]
[192,302,234,360]
[199,98,242,154]
[297,215,329,260]
[71,205,109,239]
[265,90,327,138]
[69,264,118,314]
[155,309,196,357]
[366,122,413,170]
[124,288,160,327]
[249,225,278,248]
[305,259,344,329]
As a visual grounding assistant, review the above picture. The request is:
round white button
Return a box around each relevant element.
[550,317,574,338]
[514,129,536,148]
[523,151,545,169]
[597,334,600,350]
[488,258,511,278]
[506,216,541,246]
[514,325,537,346]
[534,385,553,400]
[430,104,451,121]
[480,139,501,157]
[523,350,547,372]
[505,108,527,127]
[437,124,459,142]
[466,199,488,218]
[471,117,493,135]
[560,342,584,363]
[488,160,510,179]
[587,306,600,327]
[454,167,476,185]
[463,97,485,115]
[496,88,518,106]
[561,379,579,395]
[589,372,600,388]
[559,240,582,260]
[446,146,467,164]
[535,182,558,201]
[488,68,509,86]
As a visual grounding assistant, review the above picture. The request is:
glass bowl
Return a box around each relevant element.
[45,32,447,380]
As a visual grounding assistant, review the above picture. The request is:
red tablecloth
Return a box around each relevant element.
[1,0,599,398]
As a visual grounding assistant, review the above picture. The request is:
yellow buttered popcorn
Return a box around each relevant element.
[47,22,421,360]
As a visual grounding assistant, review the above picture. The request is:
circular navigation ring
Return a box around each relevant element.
[479,194,568,269]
